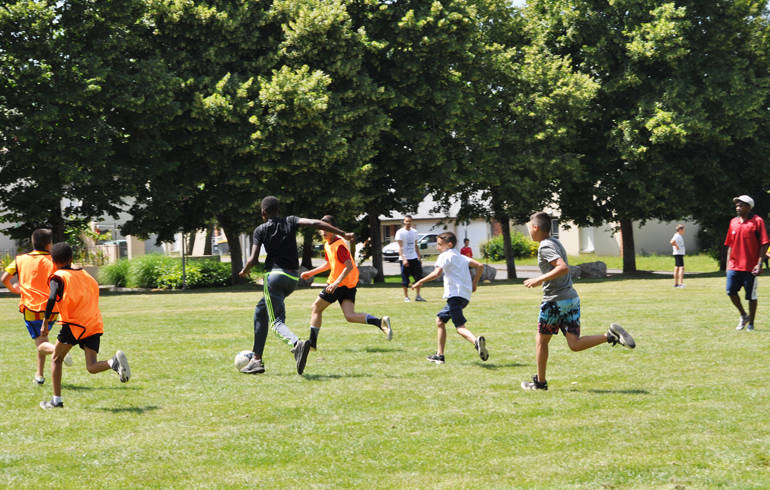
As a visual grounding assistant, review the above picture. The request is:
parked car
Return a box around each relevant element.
[382,233,439,262]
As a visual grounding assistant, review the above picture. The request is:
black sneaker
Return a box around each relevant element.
[292,340,311,375]
[240,358,265,374]
[426,353,445,364]
[521,375,548,390]
[607,323,635,349]
[475,336,488,361]
[40,398,63,409]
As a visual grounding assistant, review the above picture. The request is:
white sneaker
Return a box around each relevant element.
[404,297,410,303]
[380,316,392,341]
[34,375,44,385]
[63,353,73,366]
[736,314,749,330]
[115,350,131,382]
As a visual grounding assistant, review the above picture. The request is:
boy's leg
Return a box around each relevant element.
[34,335,54,379]
[267,273,299,347]
[83,347,112,374]
[50,342,74,398]
[564,331,608,351]
[412,260,425,300]
[252,298,269,359]
[308,296,332,349]
[435,317,447,355]
[455,326,476,344]
[400,262,410,300]
[536,332,552,384]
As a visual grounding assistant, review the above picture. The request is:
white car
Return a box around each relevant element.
[382,233,439,262]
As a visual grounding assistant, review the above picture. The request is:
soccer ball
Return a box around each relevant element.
[234,350,254,371]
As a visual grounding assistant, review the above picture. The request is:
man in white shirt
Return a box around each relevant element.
[396,216,425,302]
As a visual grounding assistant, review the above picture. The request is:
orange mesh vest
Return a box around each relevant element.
[54,269,104,339]
[324,238,359,288]
[15,252,58,314]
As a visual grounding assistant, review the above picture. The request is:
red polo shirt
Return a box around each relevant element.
[724,214,770,271]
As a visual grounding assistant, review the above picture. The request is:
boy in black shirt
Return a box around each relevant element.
[239,196,354,375]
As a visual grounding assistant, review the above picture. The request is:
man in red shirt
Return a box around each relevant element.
[724,195,770,331]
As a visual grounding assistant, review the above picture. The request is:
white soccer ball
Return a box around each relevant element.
[234,350,254,371]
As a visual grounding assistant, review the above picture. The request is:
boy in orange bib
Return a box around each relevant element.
[301,215,392,352]
[1,229,70,384]
[38,243,130,409]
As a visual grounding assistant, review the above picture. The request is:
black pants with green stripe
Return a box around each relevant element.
[252,269,300,356]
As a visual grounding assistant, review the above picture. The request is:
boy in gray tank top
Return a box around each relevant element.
[520,212,636,391]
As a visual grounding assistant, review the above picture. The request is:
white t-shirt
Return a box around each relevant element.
[395,227,419,260]
[434,248,472,300]
[671,233,685,255]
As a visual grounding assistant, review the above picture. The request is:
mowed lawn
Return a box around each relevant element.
[1,273,769,488]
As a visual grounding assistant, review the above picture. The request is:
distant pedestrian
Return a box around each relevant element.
[670,224,686,288]
[396,215,425,302]
[460,238,473,258]
[521,212,635,391]
[724,195,769,331]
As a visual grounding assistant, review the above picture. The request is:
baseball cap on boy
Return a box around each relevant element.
[733,195,754,208]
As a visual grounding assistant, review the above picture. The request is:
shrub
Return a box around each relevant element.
[481,231,536,260]
[99,259,130,287]
[156,259,231,289]
[126,254,178,288]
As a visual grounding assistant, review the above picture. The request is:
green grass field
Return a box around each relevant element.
[2,272,768,488]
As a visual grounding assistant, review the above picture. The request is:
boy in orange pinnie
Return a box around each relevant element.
[38,243,130,409]
[300,215,392,352]
[1,229,71,384]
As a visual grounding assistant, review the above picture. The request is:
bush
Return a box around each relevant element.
[481,232,536,261]
[99,259,130,287]
[98,255,232,289]
[126,254,178,288]
[156,259,231,289]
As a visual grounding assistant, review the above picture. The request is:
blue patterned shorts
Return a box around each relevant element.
[538,297,581,336]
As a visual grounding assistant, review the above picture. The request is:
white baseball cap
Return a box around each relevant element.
[733,195,754,208]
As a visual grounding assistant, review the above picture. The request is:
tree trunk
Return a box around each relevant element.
[185,232,195,256]
[50,201,66,243]
[301,229,314,269]
[218,218,244,284]
[203,223,213,256]
[368,210,384,283]
[619,218,637,273]
[499,214,516,279]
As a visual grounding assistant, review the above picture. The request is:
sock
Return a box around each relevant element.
[107,358,114,368]
[309,327,320,348]
[365,314,381,327]
[52,395,62,405]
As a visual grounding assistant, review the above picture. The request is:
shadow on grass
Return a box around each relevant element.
[62,384,140,392]
[96,405,160,414]
[577,388,650,395]
[478,362,526,370]
[301,373,372,381]
[362,346,405,353]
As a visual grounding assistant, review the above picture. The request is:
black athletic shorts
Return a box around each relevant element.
[58,323,101,352]
[319,286,357,304]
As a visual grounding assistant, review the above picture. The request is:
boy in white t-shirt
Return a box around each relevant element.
[670,224,686,288]
[412,231,488,364]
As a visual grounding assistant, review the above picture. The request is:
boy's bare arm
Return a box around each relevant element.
[523,258,568,288]
[296,218,354,241]
[239,241,262,277]
[1,271,19,294]
[300,262,330,280]
[468,258,483,291]
[413,267,442,289]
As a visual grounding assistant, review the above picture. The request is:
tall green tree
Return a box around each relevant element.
[527,0,770,272]
[347,0,482,281]
[0,0,175,242]
[445,0,597,278]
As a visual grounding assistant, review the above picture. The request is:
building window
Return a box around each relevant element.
[551,219,559,239]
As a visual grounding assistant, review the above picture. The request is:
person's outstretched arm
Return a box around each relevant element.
[239,237,263,277]
[296,218,354,241]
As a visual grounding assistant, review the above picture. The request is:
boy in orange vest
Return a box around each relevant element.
[300,215,392,352]
[1,228,71,384]
[38,242,130,409]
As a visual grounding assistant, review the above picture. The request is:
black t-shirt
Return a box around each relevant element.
[253,216,300,271]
